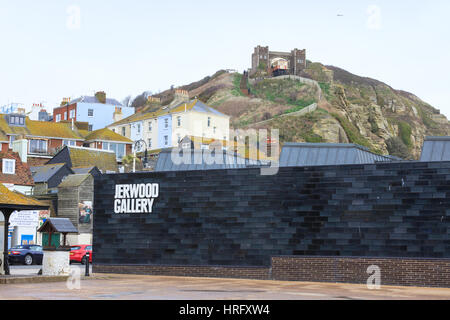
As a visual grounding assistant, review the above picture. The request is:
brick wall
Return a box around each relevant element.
[271,256,450,288]
[93,264,270,280]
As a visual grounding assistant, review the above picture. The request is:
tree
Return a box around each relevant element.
[121,154,143,173]
[122,95,132,108]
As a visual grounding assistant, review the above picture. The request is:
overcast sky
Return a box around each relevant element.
[0,0,449,118]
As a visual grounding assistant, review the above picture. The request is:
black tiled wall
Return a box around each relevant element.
[93,161,450,267]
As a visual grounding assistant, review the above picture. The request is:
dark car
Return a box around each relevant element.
[8,245,44,265]
[70,245,92,265]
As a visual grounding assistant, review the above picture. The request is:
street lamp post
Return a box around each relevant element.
[133,140,148,173]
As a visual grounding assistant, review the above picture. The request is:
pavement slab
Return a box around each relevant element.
[0,274,449,300]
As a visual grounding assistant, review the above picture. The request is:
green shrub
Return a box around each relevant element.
[397,121,412,147]
[386,137,412,159]
[231,74,244,97]
[331,113,377,152]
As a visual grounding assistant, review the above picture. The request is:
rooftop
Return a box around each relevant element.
[0,151,34,186]
[0,115,84,140]
[0,183,48,210]
[67,146,118,173]
[58,173,92,188]
[109,98,228,127]
[30,163,70,184]
[279,143,395,167]
[154,148,270,172]
[84,128,133,143]
[420,136,450,162]
[66,96,124,107]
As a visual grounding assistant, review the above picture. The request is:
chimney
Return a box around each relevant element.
[95,91,107,104]
[12,138,28,163]
[113,107,123,122]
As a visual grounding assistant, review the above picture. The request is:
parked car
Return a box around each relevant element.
[70,245,92,264]
[8,245,43,265]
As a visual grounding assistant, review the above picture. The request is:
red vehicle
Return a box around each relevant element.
[70,245,92,264]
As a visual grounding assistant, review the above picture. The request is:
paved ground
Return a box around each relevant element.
[1,273,449,300]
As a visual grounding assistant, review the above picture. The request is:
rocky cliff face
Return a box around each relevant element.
[151,65,449,159]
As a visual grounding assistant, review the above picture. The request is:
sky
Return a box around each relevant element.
[0,0,449,118]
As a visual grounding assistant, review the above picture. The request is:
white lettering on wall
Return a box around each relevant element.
[114,183,159,214]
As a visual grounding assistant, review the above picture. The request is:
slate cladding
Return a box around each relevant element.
[93,161,450,267]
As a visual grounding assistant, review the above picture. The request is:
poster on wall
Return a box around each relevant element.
[39,210,50,227]
[9,211,39,227]
[79,201,93,224]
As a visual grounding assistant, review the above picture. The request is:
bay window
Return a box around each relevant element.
[29,139,47,154]
[102,142,126,160]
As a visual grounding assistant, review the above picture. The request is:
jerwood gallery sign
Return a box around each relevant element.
[113,183,159,214]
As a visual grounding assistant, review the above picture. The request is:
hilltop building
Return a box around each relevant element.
[250,45,307,77]
[53,91,134,132]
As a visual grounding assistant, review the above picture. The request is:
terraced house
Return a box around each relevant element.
[0,113,133,167]
[53,91,134,132]
[107,97,230,152]
[0,113,85,166]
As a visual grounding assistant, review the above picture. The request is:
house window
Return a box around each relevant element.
[164,135,168,146]
[62,112,66,121]
[207,117,211,127]
[137,124,141,134]
[69,109,75,119]
[56,114,61,122]
[29,139,47,154]
[148,121,152,132]
[88,109,94,117]
[88,125,93,131]
[103,142,126,160]
[164,118,168,129]
[213,127,216,134]
[177,116,181,127]
[122,127,126,136]
[148,138,152,149]
[2,159,15,175]
[7,115,24,126]
[63,140,76,147]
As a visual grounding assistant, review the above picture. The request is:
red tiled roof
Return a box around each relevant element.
[0,151,35,186]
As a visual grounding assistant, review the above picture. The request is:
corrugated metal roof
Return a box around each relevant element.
[154,148,269,172]
[279,143,394,167]
[420,136,450,162]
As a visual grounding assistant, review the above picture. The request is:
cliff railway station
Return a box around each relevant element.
[92,137,450,288]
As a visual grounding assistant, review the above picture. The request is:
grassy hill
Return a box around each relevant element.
[140,64,450,159]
